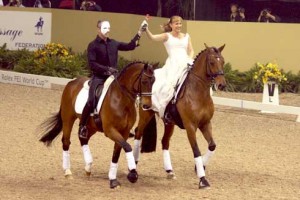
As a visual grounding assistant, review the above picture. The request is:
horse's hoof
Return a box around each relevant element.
[166,171,176,179]
[85,171,91,177]
[85,164,92,177]
[110,179,121,189]
[199,177,210,189]
[127,169,138,183]
[64,169,73,179]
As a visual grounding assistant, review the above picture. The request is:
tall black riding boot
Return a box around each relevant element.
[78,104,92,139]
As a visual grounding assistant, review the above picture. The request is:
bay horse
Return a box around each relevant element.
[133,44,226,189]
[39,62,155,188]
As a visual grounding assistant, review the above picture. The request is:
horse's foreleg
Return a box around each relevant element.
[161,123,176,179]
[79,130,96,177]
[107,129,138,184]
[108,143,122,189]
[185,125,210,189]
[199,122,216,167]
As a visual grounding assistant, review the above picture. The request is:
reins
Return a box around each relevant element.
[114,66,154,102]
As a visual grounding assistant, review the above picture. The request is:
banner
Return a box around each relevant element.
[0,11,51,51]
[0,70,51,88]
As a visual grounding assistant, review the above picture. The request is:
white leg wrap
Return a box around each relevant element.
[163,150,173,171]
[202,149,215,166]
[195,156,205,178]
[108,162,118,180]
[62,150,71,170]
[82,145,93,165]
[133,139,141,162]
[125,151,136,171]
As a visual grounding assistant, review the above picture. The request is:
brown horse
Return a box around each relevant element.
[133,44,226,189]
[39,62,155,188]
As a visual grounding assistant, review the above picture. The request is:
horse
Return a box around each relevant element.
[35,17,44,32]
[39,62,155,189]
[133,44,226,189]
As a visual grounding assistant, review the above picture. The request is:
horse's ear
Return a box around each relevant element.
[218,44,226,52]
[144,63,149,70]
[204,43,209,49]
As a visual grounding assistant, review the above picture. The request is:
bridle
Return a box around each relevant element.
[189,49,224,83]
[116,66,154,102]
[133,68,154,98]
[205,54,224,80]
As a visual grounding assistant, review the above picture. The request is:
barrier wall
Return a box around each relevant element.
[0,7,299,72]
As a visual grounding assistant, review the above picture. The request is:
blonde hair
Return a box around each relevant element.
[162,16,183,32]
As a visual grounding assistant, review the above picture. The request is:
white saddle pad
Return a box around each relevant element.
[75,76,115,114]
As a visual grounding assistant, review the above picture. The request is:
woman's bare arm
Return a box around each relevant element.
[145,28,168,42]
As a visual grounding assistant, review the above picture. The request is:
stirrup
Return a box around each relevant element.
[78,125,88,139]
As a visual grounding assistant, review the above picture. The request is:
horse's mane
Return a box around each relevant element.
[193,47,219,64]
[118,61,144,78]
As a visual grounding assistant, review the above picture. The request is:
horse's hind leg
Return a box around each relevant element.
[199,121,216,167]
[61,117,76,178]
[133,109,154,164]
[161,123,176,179]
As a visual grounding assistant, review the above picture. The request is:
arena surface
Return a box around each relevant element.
[0,83,299,200]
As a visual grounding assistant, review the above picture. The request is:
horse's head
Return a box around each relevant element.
[203,43,226,91]
[118,62,155,110]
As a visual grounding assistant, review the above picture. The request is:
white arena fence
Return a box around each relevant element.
[1,70,299,123]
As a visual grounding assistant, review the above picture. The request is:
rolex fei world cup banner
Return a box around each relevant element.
[0,11,52,51]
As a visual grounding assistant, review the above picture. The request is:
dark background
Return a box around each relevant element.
[195,0,300,23]
[4,0,300,23]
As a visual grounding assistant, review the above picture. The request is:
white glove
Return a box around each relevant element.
[139,20,148,32]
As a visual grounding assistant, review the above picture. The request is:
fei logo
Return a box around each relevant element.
[34,17,44,35]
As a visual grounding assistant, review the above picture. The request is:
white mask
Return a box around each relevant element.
[100,21,110,35]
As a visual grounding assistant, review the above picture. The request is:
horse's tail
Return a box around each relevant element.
[39,109,63,146]
[141,115,157,153]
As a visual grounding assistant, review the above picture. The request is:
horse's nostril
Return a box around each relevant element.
[218,84,226,90]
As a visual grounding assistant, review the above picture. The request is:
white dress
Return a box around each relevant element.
[151,32,191,117]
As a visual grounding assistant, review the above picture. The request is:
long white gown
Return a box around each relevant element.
[151,32,191,117]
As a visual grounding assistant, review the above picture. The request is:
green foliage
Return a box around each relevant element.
[14,53,88,79]
[223,63,300,93]
[0,43,33,69]
[280,71,300,93]
[12,43,88,78]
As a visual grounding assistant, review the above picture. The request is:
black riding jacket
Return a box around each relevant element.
[87,34,140,78]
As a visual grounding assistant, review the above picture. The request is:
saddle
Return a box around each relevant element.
[88,80,104,131]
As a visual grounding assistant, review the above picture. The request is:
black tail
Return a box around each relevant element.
[141,115,157,153]
[39,109,63,146]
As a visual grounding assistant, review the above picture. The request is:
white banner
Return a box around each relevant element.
[0,11,51,51]
[0,70,51,88]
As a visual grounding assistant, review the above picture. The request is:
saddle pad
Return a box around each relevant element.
[75,76,115,114]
